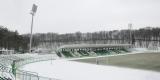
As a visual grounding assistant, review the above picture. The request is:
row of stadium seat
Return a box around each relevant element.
[57,49,129,58]
[94,50,110,55]
[77,50,90,56]
[61,51,73,57]
[0,76,12,80]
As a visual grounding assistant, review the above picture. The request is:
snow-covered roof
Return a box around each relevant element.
[60,44,131,49]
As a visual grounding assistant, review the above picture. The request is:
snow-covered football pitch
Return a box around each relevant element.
[21,52,160,80]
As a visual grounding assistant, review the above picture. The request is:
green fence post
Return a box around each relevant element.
[12,60,16,77]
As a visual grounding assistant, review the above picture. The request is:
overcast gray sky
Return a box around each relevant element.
[0,0,160,34]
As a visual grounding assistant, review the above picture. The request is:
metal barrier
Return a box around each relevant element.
[16,70,39,80]
[0,64,12,73]
[0,54,60,80]
[15,54,55,68]
[16,70,59,80]
[0,66,59,80]
[14,55,59,80]
[0,63,15,80]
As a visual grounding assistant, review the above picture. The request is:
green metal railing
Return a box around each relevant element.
[0,54,59,80]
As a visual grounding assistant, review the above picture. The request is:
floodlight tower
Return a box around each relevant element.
[128,23,132,44]
[29,4,38,53]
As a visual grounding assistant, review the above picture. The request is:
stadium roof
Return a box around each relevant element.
[60,44,131,49]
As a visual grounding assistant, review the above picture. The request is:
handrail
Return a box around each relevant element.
[0,54,59,80]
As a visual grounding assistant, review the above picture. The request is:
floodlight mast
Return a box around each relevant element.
[128,23,132,44]
[29,4,37,53]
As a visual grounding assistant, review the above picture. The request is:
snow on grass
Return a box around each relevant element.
[21,60,160,80]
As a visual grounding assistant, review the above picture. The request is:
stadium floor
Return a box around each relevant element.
[20,60,160,80]
[21,53,160,80]
[74,52,160,72]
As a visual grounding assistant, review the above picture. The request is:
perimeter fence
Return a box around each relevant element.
[16,70,59,80]
[0,54,60,80]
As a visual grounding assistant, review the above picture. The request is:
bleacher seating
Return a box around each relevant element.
[0,76,12,80]
[112,49,121,54]
[61,51,73,57]
[0,54,59,80]
[56,52,62,57]
[121,48,129,52]
[77,50,89,56]
[57,48,130,58]
[94,50,110,55]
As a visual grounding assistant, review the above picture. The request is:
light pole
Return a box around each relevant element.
[95,51,99,65]
[29,4,38,53]
[128,23,132,44]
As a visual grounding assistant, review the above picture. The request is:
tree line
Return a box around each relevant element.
[1,26,160,52]
[0,26,29,52]
[30,27,160,49]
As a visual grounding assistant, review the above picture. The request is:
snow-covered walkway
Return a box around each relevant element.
[21,60,160,80]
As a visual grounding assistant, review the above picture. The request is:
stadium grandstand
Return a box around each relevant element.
[1,44,160,80]
[56,44,131,58]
